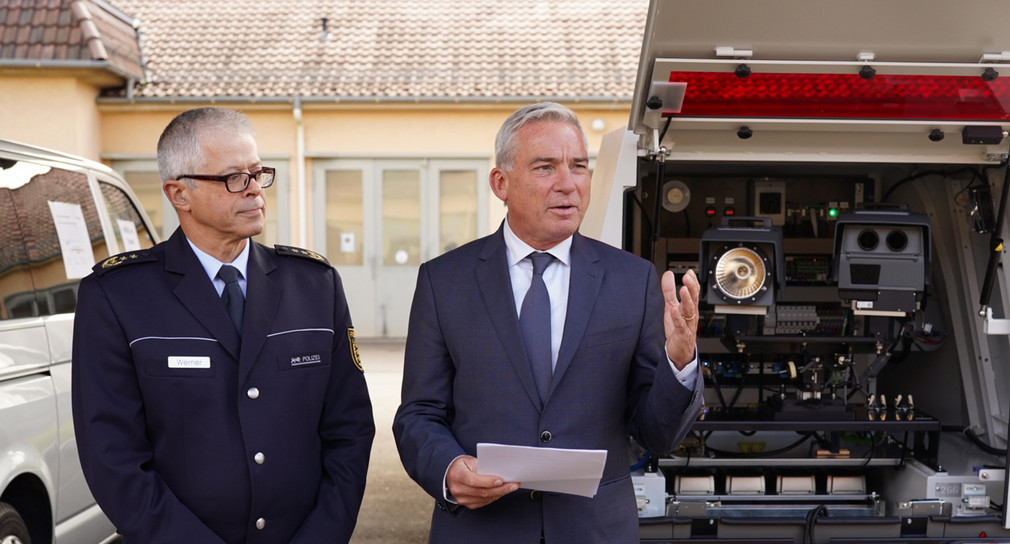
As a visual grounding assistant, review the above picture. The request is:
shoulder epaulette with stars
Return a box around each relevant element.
[275,244,330,266]
[93,249,157,275]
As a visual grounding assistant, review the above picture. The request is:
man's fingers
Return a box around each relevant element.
[447,455,520,509]
[682,269,701,302]
[661,270,679,304]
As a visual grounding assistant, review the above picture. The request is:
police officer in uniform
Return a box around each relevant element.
[72,107,375,544]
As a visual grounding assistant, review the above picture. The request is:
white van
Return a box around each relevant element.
[0,140,158,543]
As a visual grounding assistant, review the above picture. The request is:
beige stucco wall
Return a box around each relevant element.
[0,75,104,160]
[98,102,631,246]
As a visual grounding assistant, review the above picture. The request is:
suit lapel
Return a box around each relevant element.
[551,233,603,393]
[475,227,545,410]
[239,243,280,384]
[164,230,241,360]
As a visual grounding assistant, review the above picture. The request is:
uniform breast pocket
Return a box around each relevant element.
[132,338,219,378]
[272,329,334,372]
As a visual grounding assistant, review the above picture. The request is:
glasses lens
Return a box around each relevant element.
[225,173,248,193]
[256,169,275,188]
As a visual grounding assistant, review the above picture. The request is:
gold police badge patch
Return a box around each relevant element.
[348,328,363,371]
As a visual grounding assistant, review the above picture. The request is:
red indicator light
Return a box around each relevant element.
[705,206,717,216]
[666,71,1010,120]
[724,207,735,216]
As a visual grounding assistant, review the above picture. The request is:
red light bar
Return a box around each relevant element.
[666,71,1010,120]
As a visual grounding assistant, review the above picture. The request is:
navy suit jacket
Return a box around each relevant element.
[393,227,702,543]
[72,229,375,544]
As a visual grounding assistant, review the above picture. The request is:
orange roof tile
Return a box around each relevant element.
[0,0,145,81]
[110,0,647,100]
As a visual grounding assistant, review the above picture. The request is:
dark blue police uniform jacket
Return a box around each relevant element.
[72,229,375,544]
[392,227,703,544]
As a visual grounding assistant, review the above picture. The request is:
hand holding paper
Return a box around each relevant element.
[446,455,519,510]
[476,443,608,498]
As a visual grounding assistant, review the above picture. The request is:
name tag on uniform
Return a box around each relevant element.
[168,356,211,369]
[290,353,322,367]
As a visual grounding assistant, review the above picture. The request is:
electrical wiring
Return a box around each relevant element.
[803,504,828,544]
[964,427,1008,457]
[883,166,985,202]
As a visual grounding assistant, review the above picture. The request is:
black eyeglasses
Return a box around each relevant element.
[180,167,276,193]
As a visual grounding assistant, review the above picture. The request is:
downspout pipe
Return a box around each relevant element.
[293,97,307,246]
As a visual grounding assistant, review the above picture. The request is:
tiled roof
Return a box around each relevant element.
[0,0,145,81]
[109,0,647,100]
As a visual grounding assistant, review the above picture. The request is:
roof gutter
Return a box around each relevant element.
[0,59,141,83]
[96,94,633,106]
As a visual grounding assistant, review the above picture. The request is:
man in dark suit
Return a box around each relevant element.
[72,107,374,543]
[392,102,703,543]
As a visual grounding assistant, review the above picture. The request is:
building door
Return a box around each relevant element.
[315,159,488,337]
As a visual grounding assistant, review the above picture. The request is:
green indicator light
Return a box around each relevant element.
[828,208,839,219]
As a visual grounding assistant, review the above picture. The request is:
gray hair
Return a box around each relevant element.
[494,102,588,171]
[157,107,254,183]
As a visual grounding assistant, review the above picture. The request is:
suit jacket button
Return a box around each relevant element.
[255,518,266,530]
[530,490,542,501]
[540,431,552,443]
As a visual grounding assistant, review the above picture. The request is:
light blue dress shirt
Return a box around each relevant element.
[186,238,251,297]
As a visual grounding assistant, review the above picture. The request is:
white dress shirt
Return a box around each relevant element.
[443,222,698,501]
[502,219,698,387]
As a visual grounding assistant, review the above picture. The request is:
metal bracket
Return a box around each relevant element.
[983,307,1010,335]
[980,51,1010,63]
[715,46,753,59]
[642,80,686,131]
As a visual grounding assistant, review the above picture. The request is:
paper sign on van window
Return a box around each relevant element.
[117,219,142,251]
[48,201,96,279]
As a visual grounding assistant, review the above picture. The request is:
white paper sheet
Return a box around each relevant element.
[476,442,607,498]
[117,219,141,251]
[48,201,96,279]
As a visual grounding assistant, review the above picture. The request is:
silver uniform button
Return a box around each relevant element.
[256,518,266,530]
[254,452,265,464]
[247,387,260,399]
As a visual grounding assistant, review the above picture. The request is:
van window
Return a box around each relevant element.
[99,181,156,253]
[0,188,35,319]
[2,162,107,317]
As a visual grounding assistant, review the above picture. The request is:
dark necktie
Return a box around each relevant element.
[520,252,554,403]
[218,264,244,334]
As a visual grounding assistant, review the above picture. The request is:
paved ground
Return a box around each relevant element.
[349,339,433,544]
